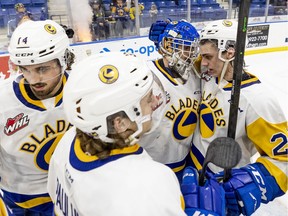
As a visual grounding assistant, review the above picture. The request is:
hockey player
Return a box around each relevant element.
[47,52,187,216]
[149,19,287,215]
[138,20,201,182]
[0,20,74,215]
[186,19,288,215]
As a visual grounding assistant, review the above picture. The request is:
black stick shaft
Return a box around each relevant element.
[227,0,250,139]
[225,0,251,181]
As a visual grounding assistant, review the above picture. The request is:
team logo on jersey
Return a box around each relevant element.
[4,113,29,136]
[44,24,57,34]
[199,103,215,138]
[18,120,73,171]
[173,110,198,140]
[98,65,119,84]
[165,98,199,141]
[199,97,226,138]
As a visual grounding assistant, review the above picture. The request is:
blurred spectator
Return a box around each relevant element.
[129,0,144,32]
[15,3,33,26]
[89,0,110,40]
[40,7,48,20]
[111,0,130,36]
[273,0,288,15]
[149,3,158,24]
[7,3,33,38]
[275,0,287,6]
[232,0,240,8]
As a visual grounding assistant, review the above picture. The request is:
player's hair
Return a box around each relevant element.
[76,122,129,159]
[76,111,133,159]
[199,39,218,48]
[65,51,75,70]
[200,20,237,53]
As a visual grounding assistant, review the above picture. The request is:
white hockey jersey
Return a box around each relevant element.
[138,59,201,180]
[0,73,73,210]
[189,73,288,193]
[48,127,186,216]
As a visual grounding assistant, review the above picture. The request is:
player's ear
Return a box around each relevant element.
[113,117,130,133]
[226,47,235,60]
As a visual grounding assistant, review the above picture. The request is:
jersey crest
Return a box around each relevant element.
[165,97,198,141]
[19,120,73,172]
[200,92,226,138]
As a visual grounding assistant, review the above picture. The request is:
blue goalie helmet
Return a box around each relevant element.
[159,20,200,82]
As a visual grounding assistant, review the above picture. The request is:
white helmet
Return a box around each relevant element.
[200,20,238,82]
[64,52,166,144]
[200,20,237,52]
[8,20,69,67]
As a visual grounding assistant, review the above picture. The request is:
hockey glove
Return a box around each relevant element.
[219,162,284,216]
[148,19,174,49]
[181,166,225,216]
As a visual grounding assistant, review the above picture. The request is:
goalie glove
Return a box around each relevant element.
[181,166,226,216]
[148,19,175,49]
[219,163,284,216]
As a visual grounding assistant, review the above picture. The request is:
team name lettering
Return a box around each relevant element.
[56,178,79,216]
[202,92,226,126]
[20,120,73,153]
[165,98,198,120]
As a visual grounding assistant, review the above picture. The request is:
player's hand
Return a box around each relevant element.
[181,166,225,216]
[148,19,174,49]
[218,163,284,216]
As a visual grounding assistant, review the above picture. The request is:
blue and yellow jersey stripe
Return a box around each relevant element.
[2,190,52,213]
[70,137,144,171]
[153,60,179,86]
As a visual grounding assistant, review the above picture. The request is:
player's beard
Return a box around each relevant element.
[30,73,62,99]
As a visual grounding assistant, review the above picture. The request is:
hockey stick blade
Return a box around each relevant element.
[199,137,242,186]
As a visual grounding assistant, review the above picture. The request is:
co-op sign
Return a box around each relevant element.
[99,45,157,57]
[72,36,162,61]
